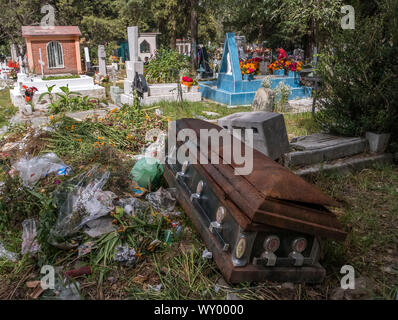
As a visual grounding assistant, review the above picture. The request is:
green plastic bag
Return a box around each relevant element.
[130,157,164,190]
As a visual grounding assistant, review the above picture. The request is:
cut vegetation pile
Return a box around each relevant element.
[0,88,397,300]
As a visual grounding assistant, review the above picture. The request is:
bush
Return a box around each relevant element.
[315,1,398,138]
[145,48,190,84]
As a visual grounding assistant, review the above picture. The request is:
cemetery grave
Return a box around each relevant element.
[120,27,201,106]
[199,33,312,106]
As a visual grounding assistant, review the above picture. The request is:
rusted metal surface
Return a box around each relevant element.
[174,119,347,241]
[163,164,326,284]
[164,118,347,283]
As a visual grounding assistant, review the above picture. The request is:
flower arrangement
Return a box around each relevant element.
[22,85,38,103]
[288,61,303,72]
[240,57,262,75]
[267,59,303,73]
[7,60,20,79]
[109,55,118,63]
[267,60,286,71]
[181,76,194,87]
[8,60,20,71]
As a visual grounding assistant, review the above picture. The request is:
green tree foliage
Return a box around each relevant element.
[315,0,398,137]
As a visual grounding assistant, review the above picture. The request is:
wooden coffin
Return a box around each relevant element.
[164,118,347,283]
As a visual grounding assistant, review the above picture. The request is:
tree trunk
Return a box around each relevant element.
[170,13,177,49]
[190,0,198,70]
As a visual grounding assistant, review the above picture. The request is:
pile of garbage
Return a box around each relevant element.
[0,120,187,299]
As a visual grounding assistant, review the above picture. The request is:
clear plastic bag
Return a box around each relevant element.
[50,165,112,242]
[0,241,17,261]
[133,131,166,163]
[53,278,81,300]
[114,244,137,267]
[21,219,40,255]
[14,153,71,188]
[117,197,149,216]
[202,248,213,259]
[145,187,177,213]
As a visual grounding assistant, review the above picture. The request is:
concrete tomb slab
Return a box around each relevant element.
[217,111,290,160]
[285,133,368,167]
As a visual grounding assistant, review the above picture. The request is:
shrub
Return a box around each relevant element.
[145,48,190,84]
[315,1,398,139]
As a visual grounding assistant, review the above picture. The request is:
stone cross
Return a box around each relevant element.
[38,48,45,77]
[98,45,107,76]
[110,66,117,86]
[18,56,24,74]
[128,26,139,62]
[126,26,143,81]
[10,44,17,61]
[84,46,91,72]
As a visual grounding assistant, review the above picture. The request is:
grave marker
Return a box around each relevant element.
[84,47,91,72]
[98,45,107,76]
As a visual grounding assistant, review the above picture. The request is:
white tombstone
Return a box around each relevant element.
[17,56,24,74]
[10,44,17,61]
[127,27,144,80]
[124,26,144,94]
[83,47,91,72]
[98,45,107,76]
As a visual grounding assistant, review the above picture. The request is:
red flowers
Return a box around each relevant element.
[182,76,193,83]
[8,60,20,71]
[24,86,38,102]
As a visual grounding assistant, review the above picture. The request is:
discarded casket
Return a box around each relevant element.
[163,119,347,284]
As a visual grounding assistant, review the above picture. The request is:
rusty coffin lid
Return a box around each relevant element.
[169,118,347,241]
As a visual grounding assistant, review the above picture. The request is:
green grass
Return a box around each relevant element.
[42,75,81,81]
[142,100,251,121]
[283,112,320,138]
[313,164,398,299]
[0,89,17,127]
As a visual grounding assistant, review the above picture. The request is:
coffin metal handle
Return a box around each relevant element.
[176,161,189,179]
[190,180,204,202]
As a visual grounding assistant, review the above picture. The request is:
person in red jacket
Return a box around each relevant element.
[277,48,287,60]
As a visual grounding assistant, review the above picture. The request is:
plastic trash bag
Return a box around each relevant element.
[133,131,166,163]
[14,153,71,188]
[0,241,17,262]
[84,217,116,238]
[117,197,149,216]
[202,249,213,259]
[84,190,116,221]
[114,244,137,267]
[147,284,162,292]
[130,157,164,190]
[50,165,112,242]
[145,187,177,213]
[21,219,40,255]
[53,278,81,300]
[0,125,8,136]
